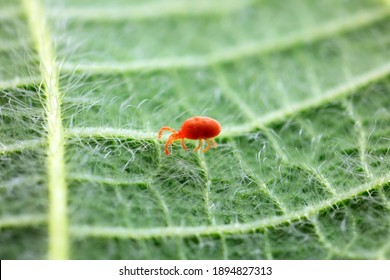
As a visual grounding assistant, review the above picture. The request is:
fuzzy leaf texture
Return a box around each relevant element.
[1,0,390,260]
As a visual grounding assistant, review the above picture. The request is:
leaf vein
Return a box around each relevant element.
[23,0,69,260]
[69,175,390,240]
[61,9,390,74]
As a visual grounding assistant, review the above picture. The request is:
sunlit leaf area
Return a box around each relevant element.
[0,0,390,259]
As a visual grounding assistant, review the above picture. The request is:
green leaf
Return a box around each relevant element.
[1,0,390,259]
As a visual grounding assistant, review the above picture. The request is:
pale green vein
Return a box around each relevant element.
[66,127,155,139]
[148,181,187,259]
[263,229,273,260]
[261,56,291,107]
[170,69,193,115]
[376,218,390,259]
[259,127,289,163]
[197,152,215,225]
[0,76,41,90]
[224,62,390,137]
[342,100,373,179]
[70,175,390,240]
[216,64,336,196]
[299,163,337,196]
[23,0,68,260]
[0,214,47,228]
[282,151,339,198]
[147,182,172,225]
[344,210,359,255]
[378,188,390,211]
[257,126,338,196]
[169,73,215,257]
[220,234,228,260]
[170,69,215,226]
[294,48,322,98]
[49,0,254,21]
[376,187,390,259]
[61,8,390,73]
[67,173,148,186]
[149,141,186,259]
[215,49,283,156]
[145,142,171,227]
[229,139,288,214]
[0,139,44,155]
[292,119,337,195]
[65,62,390,142]
[311,217,374,259]
[172,69,215,226]
[214,66,257,120]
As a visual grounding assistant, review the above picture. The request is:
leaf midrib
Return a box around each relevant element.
[22,0,68,260]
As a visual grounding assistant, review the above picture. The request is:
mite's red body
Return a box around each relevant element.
[158,116,222,155]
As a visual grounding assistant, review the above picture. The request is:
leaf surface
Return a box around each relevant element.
[1,0,390,259]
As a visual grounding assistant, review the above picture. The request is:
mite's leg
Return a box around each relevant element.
[202,139,212,153]
[164,134,179,155]
[181,138,188,151]
[211,138,217,148]
[158,127,176,139]
[193,139,203,152]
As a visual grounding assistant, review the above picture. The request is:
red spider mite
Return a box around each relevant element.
[158,116,222,156]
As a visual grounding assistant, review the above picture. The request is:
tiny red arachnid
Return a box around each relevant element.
[158,116,222,156]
